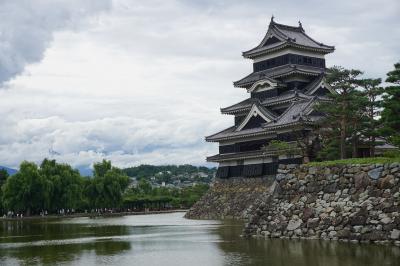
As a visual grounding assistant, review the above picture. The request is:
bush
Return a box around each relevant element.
[307,157,400,167]
[383,150,400,158]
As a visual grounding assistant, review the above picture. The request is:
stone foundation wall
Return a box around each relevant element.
[244,163,400,244]
[185,177,275,220]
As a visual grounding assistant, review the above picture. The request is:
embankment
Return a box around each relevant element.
[185,177,275,219]
[244,163,400,244]
[187,162,400,244]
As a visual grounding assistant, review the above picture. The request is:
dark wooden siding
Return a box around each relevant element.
[219,139,269,154]
[253,54,325,72]
[216,158,302,179]
[251,88,278,100]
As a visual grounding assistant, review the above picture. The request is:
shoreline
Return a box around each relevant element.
[0,209,188,221]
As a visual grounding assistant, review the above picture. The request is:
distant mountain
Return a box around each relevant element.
[76,166,93,177]
[0,166,18,175]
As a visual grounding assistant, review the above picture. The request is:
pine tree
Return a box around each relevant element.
[381,62,400,147]
[318,66,364,159]
[356,78,383,156]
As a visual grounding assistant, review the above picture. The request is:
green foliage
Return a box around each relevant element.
[316,138,341,161]
[386,62,400,83]
[0,159,211,216]
[380,62,400,147]
[356,78,384,156]
[93,159,112,178]
[84,160,129,209]
[138,179,152,194]
[2,161,52,215]
[317,66,366,159]
[0,169,8,186]
[264,140,298,157]
[0,169,8,213]
[307,157,400,167]
[123,164,215,179]
[0,159,130,215]
[123,183,209,210]
[40,159,83,211]
[383,149,400,158]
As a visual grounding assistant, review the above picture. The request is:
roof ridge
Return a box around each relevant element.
[235,64,324,88]
[205,126,236,139]
[271,20,334,49]
[270,101,296,123]
[220,98,256,112]
[265,98,311,126]
[303,74,325,94]
[255,103,277,119]
[242,19,334,58]
[302,97,319,113]
[261,90,310,105]
[299,30,335,49]
[272,21,303,35]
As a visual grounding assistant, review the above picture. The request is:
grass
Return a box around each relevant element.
[306,157,400,167]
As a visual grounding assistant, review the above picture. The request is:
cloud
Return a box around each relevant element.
[0,0,111,85]
[0,115,219,169]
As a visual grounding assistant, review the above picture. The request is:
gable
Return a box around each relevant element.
[263,36,281,47]
[242,115,267,130]
[247,78,278,93]
[235,104,274,131]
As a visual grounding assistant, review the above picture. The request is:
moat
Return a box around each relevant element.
[0,212,399,266]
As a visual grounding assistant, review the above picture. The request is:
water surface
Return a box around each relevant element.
[0,212,399,265]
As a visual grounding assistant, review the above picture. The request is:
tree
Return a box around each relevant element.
[356,78,383,156]
[0,169,8,186]
[2,161,52,215]
[84,160,129,209]
[318,66,364,159]
[93,159,112,178]
[40,159,84,211]
[381,62,400,147]
[0,169,9,214]
[138,179,152,194]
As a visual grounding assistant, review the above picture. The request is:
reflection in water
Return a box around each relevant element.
[217,222,400,266]
[0,213,399,266]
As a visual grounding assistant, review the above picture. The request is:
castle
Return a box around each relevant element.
[206,18,335,179]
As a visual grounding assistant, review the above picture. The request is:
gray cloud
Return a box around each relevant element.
[0,0,111,85]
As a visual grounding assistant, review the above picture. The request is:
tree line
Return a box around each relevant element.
[0,159,209,217]
[298,62,399,161]
[123,164,216,178]
[123,180,208,210]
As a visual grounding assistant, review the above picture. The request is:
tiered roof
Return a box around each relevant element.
[207,97,325,142]
[234,64,324,88]
[242,17,334,59]
[222,76,332,115]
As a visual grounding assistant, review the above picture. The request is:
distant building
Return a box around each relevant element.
[207,17,335,179]
[197,172,208,178]
[128,177,138,188]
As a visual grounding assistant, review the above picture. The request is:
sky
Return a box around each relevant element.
[0,0,399,171]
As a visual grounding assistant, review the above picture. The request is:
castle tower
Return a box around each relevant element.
[206,18,335,179]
